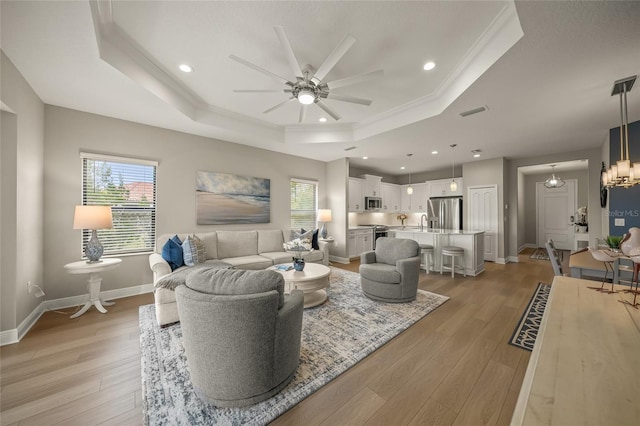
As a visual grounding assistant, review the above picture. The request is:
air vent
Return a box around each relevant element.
[459,105,488,117]
[344,146,357,151]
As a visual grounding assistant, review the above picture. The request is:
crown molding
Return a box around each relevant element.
[89,0,522,146]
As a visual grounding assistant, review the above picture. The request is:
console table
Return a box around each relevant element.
[64,258,122,319]
[511,276,640,425]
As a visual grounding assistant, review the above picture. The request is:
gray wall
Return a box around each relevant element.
[327,158,349,259]
[522,169,589,246]
[349,165,462,184]
[507,148,602,259]
[43,106,327,300]
[1,51,45,332]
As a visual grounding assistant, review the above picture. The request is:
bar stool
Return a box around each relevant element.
[441,246,466,277]
[419,244,434,274]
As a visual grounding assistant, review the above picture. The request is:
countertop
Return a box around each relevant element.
[348,226,375,230]
[392,228,484,235]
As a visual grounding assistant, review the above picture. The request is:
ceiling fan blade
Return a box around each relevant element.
[233,89,289,93]
[298,104,307,123]
[274,26,303,78]
[316,100,341,121]
[263,97,296,114]
[324,69,384,90]
[325,93,372,106]
[311,34,356,85]
[229,54,291,85]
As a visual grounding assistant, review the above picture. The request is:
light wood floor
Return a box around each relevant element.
[1,249,564,425]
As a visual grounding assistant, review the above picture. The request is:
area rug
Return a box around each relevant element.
[509,282,551,351]
[140,267,449,425]
[529,248,550,260]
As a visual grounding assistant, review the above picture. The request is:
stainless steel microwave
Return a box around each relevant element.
[365,196,382,210]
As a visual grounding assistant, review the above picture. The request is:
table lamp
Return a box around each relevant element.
[73,205,113,263]
[318,209,332,239]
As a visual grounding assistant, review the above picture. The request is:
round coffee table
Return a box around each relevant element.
[270,263,331,308]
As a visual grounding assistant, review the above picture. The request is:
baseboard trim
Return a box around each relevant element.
[329,255,351,264]
[518,243,537,253]
[496,257,507,265]
[0,283,154,346]
[507,256,520,263]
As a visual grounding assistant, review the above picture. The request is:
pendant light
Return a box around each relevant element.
[406,153,413,195]
[544,165,566,188]
[603,75,639,189]
[449,144,458,192]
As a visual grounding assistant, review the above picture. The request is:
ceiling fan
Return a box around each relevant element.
[230,26,383,123]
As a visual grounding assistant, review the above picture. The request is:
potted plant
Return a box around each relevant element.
[605,235,623,250]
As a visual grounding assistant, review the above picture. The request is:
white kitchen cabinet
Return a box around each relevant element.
[412,183,429,212]
[349,228,373,258]
[399,183,428,212]
[380,182,401,213]
[400,185,412,212]
[428,178,463,197]
[360,174,382,197]
[348,178,364,212]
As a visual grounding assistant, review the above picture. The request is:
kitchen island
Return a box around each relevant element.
[393,229,485,276]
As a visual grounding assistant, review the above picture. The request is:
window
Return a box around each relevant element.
[81,153,157,256]
[290,178,317,231]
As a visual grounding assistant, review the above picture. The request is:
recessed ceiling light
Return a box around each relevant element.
[431,150,438,155]
[362,156,368,160]
[474,154,481,158]
[471,149,482,158]
[423,61,436,71]
[179,64,193,73]
[319,117,327,122]
[400,166,406,170]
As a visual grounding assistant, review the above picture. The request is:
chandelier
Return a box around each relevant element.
[602,75,639,189]
[544,165,566,188]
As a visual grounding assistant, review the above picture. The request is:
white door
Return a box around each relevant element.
[536,180,576,251]
[468,185,499,262]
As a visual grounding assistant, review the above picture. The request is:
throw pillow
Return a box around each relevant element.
[294,228,313,243]
[192,234,206,261]
[162,235,184,271]
[298,228,319,250]
[182,236,198,267]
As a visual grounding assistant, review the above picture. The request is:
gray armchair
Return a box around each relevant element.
[175,268,303,407]
[359,237,421,303]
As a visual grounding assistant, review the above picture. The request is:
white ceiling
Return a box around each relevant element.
[2,1,640,176]
[519,159,589,175]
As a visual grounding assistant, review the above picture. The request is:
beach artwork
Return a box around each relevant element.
[196,171,270,225]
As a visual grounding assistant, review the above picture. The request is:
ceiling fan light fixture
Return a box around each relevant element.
[298,90,315,105]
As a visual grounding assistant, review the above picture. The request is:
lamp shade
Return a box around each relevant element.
[318,209,332,223]
[73,206,113,230]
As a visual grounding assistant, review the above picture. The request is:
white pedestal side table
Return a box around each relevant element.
[64,258,122,319]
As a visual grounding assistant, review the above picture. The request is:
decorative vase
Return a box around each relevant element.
[293,258,305,271]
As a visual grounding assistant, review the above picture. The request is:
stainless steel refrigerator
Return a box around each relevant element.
[427,196,463,230]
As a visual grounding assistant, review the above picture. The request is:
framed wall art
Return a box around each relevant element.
[196,171,270,225]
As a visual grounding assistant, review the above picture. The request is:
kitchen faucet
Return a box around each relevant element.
[420,214,428,232]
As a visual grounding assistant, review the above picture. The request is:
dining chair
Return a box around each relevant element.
[545,239,564,276]
[587,246,618,294]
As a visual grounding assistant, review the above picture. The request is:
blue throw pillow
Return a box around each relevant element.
[162,235,184,271]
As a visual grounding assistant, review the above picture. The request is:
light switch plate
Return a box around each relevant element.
[615,218,625,227]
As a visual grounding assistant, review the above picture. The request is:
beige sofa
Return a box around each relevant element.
[149,229,329,326]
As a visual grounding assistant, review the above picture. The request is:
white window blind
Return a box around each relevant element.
[290,178,317,231]
[81,153,157,256]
